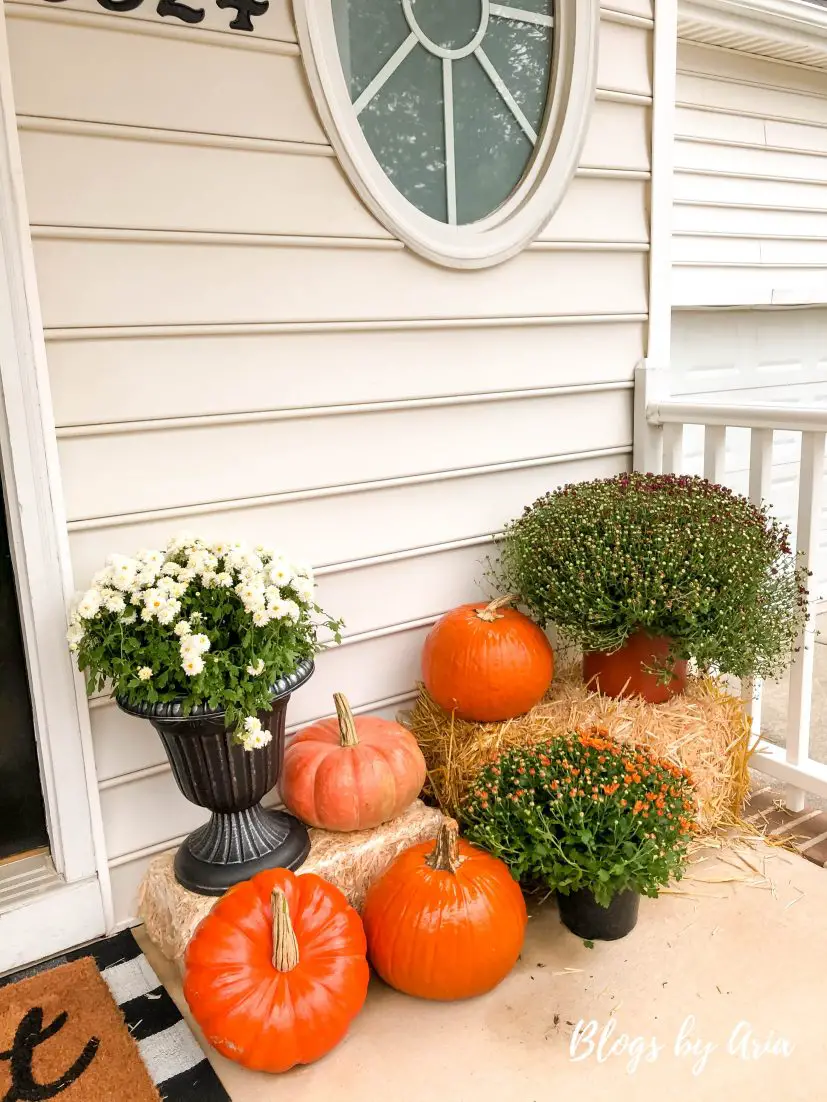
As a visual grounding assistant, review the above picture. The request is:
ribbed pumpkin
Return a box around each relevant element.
[362,819,527,1001]
[183,868,369,1072]
[281,693,427,831]
[422,596,554,721]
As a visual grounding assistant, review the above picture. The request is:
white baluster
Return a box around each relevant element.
[742,428,773,737]
[703,425,726,484]
[662,422,684,475]
[785,430,826,812]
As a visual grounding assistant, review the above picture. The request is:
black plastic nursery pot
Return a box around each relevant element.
[557,887,640,941]
[117,659,314,896]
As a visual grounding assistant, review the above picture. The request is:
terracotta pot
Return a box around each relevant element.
[582,632,687,704]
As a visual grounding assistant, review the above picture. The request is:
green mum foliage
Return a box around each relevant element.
[497,472,809,679]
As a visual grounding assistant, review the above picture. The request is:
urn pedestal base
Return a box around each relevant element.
[174,806,310,895]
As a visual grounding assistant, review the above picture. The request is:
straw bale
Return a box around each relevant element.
[138,798,443,969]
[406,666,752,834]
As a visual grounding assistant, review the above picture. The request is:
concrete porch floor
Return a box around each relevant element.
[137,842,827,1102]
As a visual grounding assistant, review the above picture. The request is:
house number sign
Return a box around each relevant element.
[42,0,269,33]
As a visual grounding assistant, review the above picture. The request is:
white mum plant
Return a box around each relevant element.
[67,535,342,750]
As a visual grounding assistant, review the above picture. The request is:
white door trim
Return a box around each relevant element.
[0,4,110,963]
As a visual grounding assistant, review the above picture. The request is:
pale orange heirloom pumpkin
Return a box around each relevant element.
[281,693,427,831]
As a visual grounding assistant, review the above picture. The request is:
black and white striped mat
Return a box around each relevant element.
[0,929,230,1101]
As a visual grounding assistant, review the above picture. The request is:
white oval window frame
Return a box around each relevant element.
[294,0,601,269]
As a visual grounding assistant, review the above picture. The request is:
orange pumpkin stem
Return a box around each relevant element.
[475,594,518,623]
[425,819,461,874]
[271,888,300,972]
[333,693,360,747]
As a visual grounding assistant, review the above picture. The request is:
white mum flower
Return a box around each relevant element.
[137,548,165,567]
[199,571,218,588]
[283,600,301,623]
[66,622,84,650]
[293,560,314,581]
[292,576,315,603]
[130,591,143,606]
[156,601,181,625]
[182,655,205,676]
[268,561,292,586]
[77,589,102,620]
[104,593,126,614]
[107,555,139,592]
[243,716,263,735]
[243,728,272,751]
[167,532,196,553]
[267,598,289,621]
[252,609,272,627]
[143,589,167,614]
[265,585,281,605]
[141,607,155,622]
[137,567,160,587]
[160,561,181,576]
[121,609,137,625]
[215,572,234,588]
[182,633,211,655]
[137,666,153,681]
[246,658,266,676]
[209,541,230,557]
[174,620,192,637]
[178,568,196,585]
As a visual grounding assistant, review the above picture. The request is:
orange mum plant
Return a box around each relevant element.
[461,728,699,908]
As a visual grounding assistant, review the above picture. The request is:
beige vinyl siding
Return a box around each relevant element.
[673,41,827,306]
[6,0,653,923]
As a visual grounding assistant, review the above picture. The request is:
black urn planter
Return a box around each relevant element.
[557,887,640,941]
[117,659,314,896]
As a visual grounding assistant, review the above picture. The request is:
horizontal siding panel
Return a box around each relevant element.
[5,0,297,43]
[579,101,651,172]
[677,42,827,99]
[59,389,633,519]
[674,235,827,266]
[8,15,648,148]
[673,265,827,307]
[675,105,767,145]
[540,177,649,242]
[20,129,384,239]
[674,171,827,210]
[765,119,827,156]
[675,139,827,185]
[677,73,827,127]
[33,241,649,328]
[48,321,643,428]
[21,127,648,241]
[6,14,327,144]
[68,451,629,594]
[595,22,652,97]
[673,204,827,239]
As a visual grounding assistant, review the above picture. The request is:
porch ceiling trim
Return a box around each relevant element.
[678,0,827,69]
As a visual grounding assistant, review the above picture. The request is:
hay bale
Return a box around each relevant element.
[406,666,752,834]
[138,798,444,969]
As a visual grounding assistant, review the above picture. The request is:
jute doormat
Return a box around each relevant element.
[0,930,229,1101]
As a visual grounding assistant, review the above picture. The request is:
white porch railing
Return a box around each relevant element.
[634,365,827,812]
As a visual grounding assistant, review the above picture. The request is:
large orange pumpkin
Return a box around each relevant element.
[362,818,527,1001]
[422,596,554,721]
[183,868,369,1072]
[281,693,427,831]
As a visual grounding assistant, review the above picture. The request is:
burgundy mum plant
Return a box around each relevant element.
[497,472,809,680]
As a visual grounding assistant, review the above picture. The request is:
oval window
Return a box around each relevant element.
[295,0,599,268]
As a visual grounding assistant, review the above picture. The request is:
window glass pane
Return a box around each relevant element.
[482,17,553,134]
[332,0,553,226]
[360,49,448,223]
[453,54,533,225]
[332,0,409,101]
